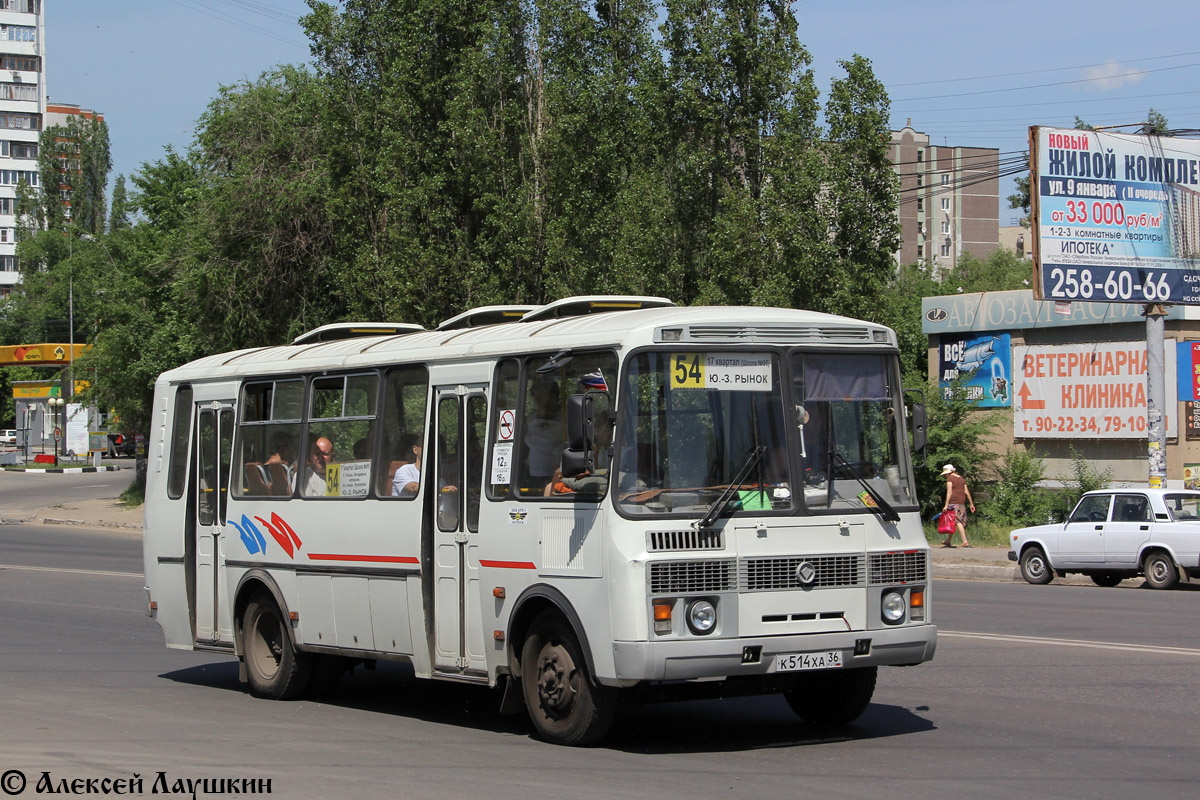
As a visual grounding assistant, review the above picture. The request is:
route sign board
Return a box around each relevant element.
[1031,126,1200,305]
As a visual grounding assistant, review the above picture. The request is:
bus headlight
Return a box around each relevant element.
[881,591,906,625]
[686,599,717,635]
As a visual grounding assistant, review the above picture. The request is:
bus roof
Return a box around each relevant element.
[159,301,892,384]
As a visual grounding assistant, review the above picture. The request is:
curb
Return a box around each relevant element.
[933,563,1019,582]
[40,516,142,530]
[4,466,122,474]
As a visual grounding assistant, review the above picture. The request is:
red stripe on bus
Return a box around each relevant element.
[479,560,537,569]
[306,554,420,564]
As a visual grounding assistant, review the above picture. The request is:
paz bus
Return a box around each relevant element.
[142,296,936,745]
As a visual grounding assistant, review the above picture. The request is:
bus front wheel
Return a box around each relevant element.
[784,666,877,726]
[520,612,616,746]
[241,593,311,700]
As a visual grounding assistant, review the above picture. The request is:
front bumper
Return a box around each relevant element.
[609,624,937,682]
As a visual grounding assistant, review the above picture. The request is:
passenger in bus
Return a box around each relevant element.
[525,380,563,485]
[264,432,296,494]
[302,436,334,497]
[389,435,422,497]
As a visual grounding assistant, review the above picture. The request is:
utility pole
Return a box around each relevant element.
[1145,304,1167,488]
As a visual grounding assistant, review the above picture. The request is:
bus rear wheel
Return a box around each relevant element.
[241,593,311,700]
[784,666,877,726]
[520,612,615,746]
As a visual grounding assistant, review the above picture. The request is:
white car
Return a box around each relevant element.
[0,429,15,446]
[1009,489,1200,589]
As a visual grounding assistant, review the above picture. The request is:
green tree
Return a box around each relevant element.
[914,377,1000,517]
[821,55,901,321]
[1144,107,1170,136]
[109,175,131,231]
[35,114,111,235]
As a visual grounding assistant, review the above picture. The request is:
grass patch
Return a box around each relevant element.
[119,478,145,508]
[922,518,1014,548]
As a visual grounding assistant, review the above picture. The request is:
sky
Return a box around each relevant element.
[46,0,1200,226]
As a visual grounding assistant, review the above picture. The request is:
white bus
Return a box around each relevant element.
[143,296,936,745]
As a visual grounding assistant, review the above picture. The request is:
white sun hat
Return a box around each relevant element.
[941,464,955,475]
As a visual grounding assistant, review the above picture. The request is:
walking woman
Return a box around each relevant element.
[941,463,975,547]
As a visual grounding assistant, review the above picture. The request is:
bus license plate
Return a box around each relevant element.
[772,650,843,672]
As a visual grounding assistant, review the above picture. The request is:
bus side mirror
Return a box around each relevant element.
[562,394,595,477]
[904,388,926,459]
[567,393,593,452]
[911,402,927,455]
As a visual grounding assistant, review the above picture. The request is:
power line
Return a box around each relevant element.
[890,50,1200,88]
[893,62,1200,103]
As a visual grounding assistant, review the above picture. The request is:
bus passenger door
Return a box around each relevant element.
[193,403,235,645]
[431,386,489,674]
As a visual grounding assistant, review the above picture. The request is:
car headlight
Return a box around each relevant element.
[881,590,906,625]
[686,599,717,635]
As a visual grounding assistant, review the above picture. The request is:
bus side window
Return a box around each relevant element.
[166,385,192,499]
[379,365,430,499]
[234,380,302,499]
[305,373,379,499]
[487,359,520,500]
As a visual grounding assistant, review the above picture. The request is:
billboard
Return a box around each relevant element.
[1013,341,1177,439]
[938,333,1012,407]
[1031,126,1200,304]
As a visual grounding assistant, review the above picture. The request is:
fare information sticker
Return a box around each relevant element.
[671,353,773,391]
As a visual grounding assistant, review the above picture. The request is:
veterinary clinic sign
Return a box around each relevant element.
[1013,341,1176,439]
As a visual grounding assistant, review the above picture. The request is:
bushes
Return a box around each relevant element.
[983,446,1053,528]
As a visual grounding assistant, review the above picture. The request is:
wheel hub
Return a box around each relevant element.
[536,644,577,713]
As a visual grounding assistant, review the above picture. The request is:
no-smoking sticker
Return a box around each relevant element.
[498,409,516,441]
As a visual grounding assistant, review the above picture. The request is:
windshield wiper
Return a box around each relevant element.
[692,446,766,530]
[830,452,900,523]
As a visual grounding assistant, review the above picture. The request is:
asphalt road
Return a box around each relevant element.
[0,519,1197,799]
[0,468,136,519]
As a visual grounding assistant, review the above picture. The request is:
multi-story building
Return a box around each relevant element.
[0,0,45,301]
[891,121,999,272]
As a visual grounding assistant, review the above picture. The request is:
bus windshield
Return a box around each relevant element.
[616,350,916,518]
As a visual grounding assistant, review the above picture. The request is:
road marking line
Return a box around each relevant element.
[0,563,141,578]
[941,629,1200,657]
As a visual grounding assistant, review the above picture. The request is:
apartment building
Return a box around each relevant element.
[0,0,44,301]
[891,121,999,271]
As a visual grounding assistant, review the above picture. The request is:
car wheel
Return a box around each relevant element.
[1019,546,1053,585]
[1143,551,1178,590]
[1090,573,1122,588]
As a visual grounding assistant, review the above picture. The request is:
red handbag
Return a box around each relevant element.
[937,509,957,534]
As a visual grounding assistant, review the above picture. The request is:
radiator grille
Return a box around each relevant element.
[739,555,865,591]
[649,560,736,595]
[685,325,873,344]
[868,550,928,585]
[647,529,724,552]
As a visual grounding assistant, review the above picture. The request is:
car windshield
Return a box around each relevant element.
[1164,493,1200,521]
[615,350,916,518]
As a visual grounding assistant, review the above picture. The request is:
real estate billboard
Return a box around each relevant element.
[1031,126,1200,305]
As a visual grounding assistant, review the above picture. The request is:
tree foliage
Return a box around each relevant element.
[4,0,908,433]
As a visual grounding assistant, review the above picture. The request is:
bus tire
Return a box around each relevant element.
[784,666,877,726]
[1019,547,1053,585]
[520,612,616,746]
[1143,551,1178,590]
[241,593,311,700]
